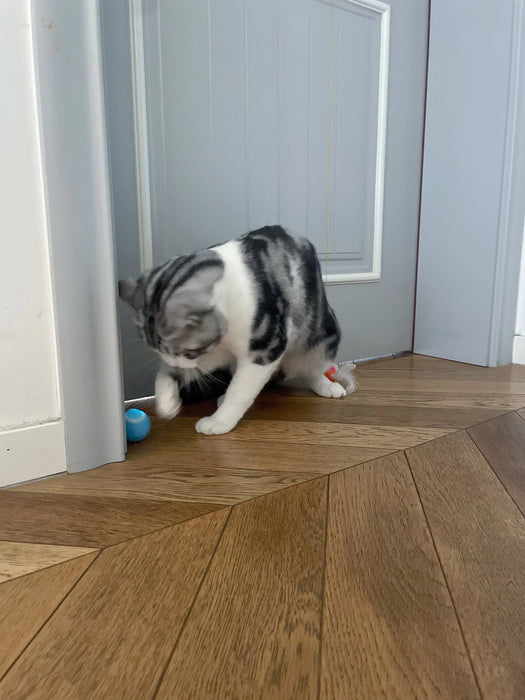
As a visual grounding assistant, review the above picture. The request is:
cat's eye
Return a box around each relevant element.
[182,345,209,360]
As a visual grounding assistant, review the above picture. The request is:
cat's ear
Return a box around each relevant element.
[118,278,138,307]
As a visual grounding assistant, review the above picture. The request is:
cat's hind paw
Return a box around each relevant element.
[310,376,346,398]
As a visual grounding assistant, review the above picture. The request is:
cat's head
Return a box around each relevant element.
[118,255,226,369]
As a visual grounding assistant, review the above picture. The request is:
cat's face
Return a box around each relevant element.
[119,269,225,369]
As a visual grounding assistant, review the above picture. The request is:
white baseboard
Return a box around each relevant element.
[512,335,525,364]
[0,420,66,488]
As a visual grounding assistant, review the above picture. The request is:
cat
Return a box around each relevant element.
[119,225,355,434]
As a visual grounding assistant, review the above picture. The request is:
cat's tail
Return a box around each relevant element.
[335,361,358,395]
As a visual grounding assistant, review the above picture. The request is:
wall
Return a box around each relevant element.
[0,0,65,486]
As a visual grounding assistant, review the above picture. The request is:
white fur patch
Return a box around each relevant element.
[161,353,198,369]
[195,415,237,435]
[335,362,357,394]
[155,372,182,419]
[210,240,256,356]
[309,375,346,398]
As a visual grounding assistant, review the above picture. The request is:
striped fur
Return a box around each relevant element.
[119,226,353,434]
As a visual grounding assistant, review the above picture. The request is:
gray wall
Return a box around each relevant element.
[414,0,525,366]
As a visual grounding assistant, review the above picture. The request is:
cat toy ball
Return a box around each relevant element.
[125,408,151,442]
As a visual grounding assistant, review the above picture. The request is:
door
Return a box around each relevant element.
[121,0,428,398]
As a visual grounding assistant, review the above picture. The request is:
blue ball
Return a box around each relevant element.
[125,408,151,442]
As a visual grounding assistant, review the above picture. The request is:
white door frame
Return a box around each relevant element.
[33,0,525,474]
[32,0,125,472]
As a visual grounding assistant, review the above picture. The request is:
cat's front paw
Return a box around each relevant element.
[155,372,182,419]
[157,399,182,420]
[195,415,237,435]
[156,394,182,420]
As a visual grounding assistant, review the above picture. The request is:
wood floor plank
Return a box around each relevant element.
[124,432,388,474]
[0,509,229,699]
[361,354,525,380]
[345,390,525,410]
[406,431,525,699]
[158,417,451,450]
[15,463,324,506]
[354,377,525,395]
[125,410,451,447]
[468,412,525,516]
[157,478,327,699]
[0,491,222,547]
[357,368,525,383]
[179,387,522,417]
[0,553,97,679]
[363,364,525,380]
[321,452,478,699]
[0,541,96,583]
[243,397,507,428]
[12,433,393,508]
[359,354,463,371]
[96,412,451,452]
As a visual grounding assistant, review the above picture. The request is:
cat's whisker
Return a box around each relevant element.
[196,365,228,387]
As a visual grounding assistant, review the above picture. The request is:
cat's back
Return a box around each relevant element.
[210,236,250,288]
[238,225,312,265]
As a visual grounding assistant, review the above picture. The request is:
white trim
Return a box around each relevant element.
[319,0,390,284]
[320,0,389,14]
[489,0,525,364]
[316,0,389,285]
[28,7,63,419]
[371,2,389,284]
[0,421,66,489]
[513,334,525,364]
[129,0,154,272]
[31,0,125,473]
[324,270,380,285]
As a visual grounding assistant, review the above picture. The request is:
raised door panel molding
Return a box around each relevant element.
[139,0,390,284]
[278,0,389,284]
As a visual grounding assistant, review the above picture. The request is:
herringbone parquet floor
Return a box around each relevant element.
[1,354,524,698]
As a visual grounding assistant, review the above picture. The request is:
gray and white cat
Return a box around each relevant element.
[119,225,355,434]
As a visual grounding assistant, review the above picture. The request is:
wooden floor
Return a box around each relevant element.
[1,354,525,698]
